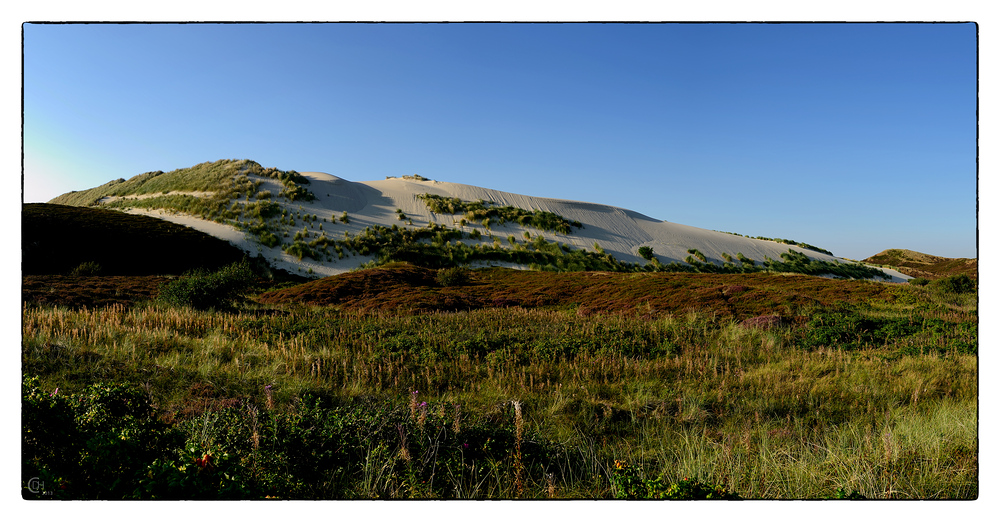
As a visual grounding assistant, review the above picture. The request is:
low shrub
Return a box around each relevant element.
[22,376,181,499]
[436,267,469,287]
[157,261,254,310]
[610,461,740,499]
[69,261,102,276]
[932,273,975,294]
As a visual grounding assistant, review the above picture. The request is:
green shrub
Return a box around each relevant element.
[610,461,740,499]
[436,267,469,287]
[70,261,102,276]
[258,231,281,248]
[283,241,317,261]
[22,376,180,499]
[932,273,975,294]
[157,261,254,310]
[637,246,655,261]
[909,277,931,286]
[687,248,707,262]
[279,184,315,202]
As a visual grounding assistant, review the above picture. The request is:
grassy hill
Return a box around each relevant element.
[863,249,977,280]
[23,203,249,276]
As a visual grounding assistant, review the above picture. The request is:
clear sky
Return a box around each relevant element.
[22,22,977,260]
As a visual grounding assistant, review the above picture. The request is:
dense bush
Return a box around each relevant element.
[23,376,568,499]
[638,246,656,261]
[157,261,254,310]
[800,307,977,354]
[932,273,975,294]
[610,461,741,499]
[22,376,181,499]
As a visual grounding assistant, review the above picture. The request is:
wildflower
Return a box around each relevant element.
[194,454,213,469]
[50,388,59,397]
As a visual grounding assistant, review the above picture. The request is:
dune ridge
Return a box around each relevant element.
[51,162,910,282]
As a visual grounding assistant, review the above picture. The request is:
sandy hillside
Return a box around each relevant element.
[118,171,910,282]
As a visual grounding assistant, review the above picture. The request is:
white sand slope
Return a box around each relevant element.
[120,171,911,282]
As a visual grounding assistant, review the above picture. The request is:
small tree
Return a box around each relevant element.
[638,246,656,261]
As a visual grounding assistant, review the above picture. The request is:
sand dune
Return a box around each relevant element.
[119,171,911,282]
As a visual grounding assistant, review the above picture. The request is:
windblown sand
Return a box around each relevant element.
[122,172,911,282]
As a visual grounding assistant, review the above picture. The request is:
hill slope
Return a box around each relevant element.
[47,159,909,282]
[22,203,248,276]
[257,263,901,318]
[862,249,977,280]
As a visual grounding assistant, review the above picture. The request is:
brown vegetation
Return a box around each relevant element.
[21,275,169,309]
[257,263,901,319]
[863,248,977,280]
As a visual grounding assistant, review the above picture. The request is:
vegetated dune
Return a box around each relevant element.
[22,203,248,276]
[46,160,911,282]
[863,249,977,280]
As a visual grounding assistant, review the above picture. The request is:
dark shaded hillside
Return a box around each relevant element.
[22,203,247,276]
[863,249,977,280]
[257,263,902,319]
[21,275,169,309]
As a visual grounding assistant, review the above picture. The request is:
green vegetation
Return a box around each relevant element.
[435,267,470,287]
[22,272,977,499]
[638,246,656,261]
[156,261,255,311]
[931,273,975,295]
[47,160,316,252]
[718,231,834,256]
[70,261,102,277]
[687,248,707,263]
[50,160,254,207]
[268,214,888,280]
[416,194,583,234]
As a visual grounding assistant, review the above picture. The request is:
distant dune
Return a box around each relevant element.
[862,249,977,280]
[44,159,912,282]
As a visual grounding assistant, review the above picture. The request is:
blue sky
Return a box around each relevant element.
[22,22,977,259]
